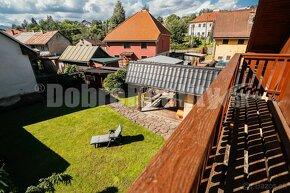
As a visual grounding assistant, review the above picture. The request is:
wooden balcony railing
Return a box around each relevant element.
[237,53,290,100]
[127,53,290,193]
[128,54,242,193]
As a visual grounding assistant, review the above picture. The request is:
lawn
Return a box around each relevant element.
[0,103,164,193]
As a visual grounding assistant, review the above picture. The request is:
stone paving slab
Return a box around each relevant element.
[108,103,180,139]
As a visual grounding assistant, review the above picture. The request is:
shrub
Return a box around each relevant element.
[25,173,72,193]
[63,64,78,74]
[0,168,17,193]
[103,70,127,93]
[191,37,202,48]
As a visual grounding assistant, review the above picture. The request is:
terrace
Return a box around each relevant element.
[127,1,290,192]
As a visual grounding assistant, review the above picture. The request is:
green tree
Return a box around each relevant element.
[21,19,28,29]
[157,16,163,24]
[31,18,37,25]
[108,0,125,31]
[164,14,187,47]
[199,8,213,15]
[59,20,82,43]
[39,16,59,31]
[103,70,127,93]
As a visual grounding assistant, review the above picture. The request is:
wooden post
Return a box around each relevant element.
[137,87,142,111]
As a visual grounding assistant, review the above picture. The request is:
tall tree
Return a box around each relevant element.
[21,19,28,29]
[31,17,37,25]
[164,14,187,47]
[157,16,164,24]
[108,0,125,31]
[199,8,213,15]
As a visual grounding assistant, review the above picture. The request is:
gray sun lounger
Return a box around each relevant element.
[90,124,123,148]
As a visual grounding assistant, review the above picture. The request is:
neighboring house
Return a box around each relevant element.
[59,45,121,87]
[104,10,171,61]
[10,31,71,56]
[76,38,106,47]
[188,11,218,39]
[213,9,256,61]
[4,28,27,36]
[59,45,121,68]
[0,31,38,103]
[126,62,221,118]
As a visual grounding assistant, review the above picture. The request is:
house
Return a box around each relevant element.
[76,38,106,47]
[104,10,171,61]
[59,46,121,87]
[11,31,71,56]
[4,28,27,36]
[0,31,38,104]
[126,62,221,118]
[188,11,218,39]
[128,1,290,192]
[212,9,256,61]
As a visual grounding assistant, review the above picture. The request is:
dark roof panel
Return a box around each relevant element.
[126,62,221,96]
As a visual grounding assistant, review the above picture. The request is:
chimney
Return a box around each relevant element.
[248,8,256,24]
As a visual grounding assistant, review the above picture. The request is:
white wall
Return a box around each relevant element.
[188,22,214,38]
[0,34,37,99]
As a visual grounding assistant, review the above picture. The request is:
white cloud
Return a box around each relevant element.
[0,0,239,26]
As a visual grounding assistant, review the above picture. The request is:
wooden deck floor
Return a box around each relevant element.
[201,95,290,193]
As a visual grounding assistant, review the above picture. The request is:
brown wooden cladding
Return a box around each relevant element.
[247,0,290,53]
[238,53,290,100]
[127,54,241,193]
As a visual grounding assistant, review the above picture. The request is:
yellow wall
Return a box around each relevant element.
[213,39,248,60]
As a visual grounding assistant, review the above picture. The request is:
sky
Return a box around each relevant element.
[0,0,258,26]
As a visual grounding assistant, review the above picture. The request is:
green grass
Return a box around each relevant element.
[0,103,164,193]
[117,96,138,107]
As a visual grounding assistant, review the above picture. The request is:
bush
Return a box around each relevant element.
[103,70,127,93]
[63,64,78,74]
[25,173,72,193]
[0,167,17,193]
[191,37,202,48]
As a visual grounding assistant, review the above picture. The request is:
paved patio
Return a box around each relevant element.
[108,103,181,139]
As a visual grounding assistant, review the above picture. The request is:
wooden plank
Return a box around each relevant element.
[127,54,241,193]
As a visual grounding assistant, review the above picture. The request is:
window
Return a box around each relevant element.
[124,42,131,49]
[202,32,205,36]
[226,56,231,60]
[198,24,201,27]
[203,23,206,27]
[197,32,200,36]
[208,32,210,36]
[41,46,45,51]
[238,39,245,45]
[218,56,223,60]
[141,42,147,49]
[56,34,60,39]
[209,23,212,27]
[223,39,229,44]
[141,56,148,59]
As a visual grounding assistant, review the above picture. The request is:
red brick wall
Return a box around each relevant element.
[106,42,158,60]
[156,35,170,54]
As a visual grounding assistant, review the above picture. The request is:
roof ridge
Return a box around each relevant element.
[104,11,141,41]
[147,11,171,36]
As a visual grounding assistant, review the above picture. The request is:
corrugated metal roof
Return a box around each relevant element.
[91,57,121,64]
[59,46,98,63]
[126,62,221,96]
[140,55,184,64]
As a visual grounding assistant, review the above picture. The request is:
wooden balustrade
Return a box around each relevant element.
[237,53,290,100]
[127,54,241,193]
[127,53,290,193]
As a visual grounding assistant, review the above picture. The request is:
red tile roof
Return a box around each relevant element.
[25,31,58,45]
[104,10,171,42]
[213,9,256,38]
[4,29,26,36]
[191,11,218,23]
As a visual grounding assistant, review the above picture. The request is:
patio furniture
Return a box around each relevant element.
[90,124,123,148]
